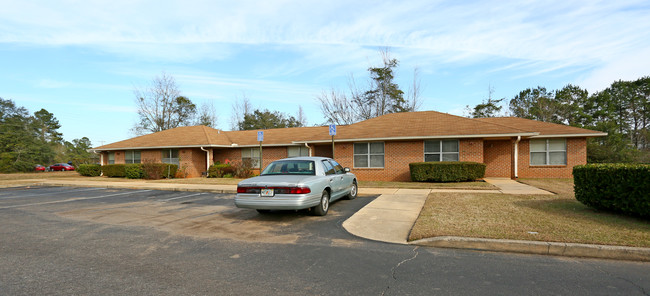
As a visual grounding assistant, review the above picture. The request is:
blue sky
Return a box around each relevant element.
[2,0,649,146]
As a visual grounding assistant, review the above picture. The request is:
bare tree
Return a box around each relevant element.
[406,67,424,112]
[297,105,307,126]
[317,49,423,125]
[132,72,196,135]
[195,101,219,128]
[230,94,253,130]
[317,86,358,125]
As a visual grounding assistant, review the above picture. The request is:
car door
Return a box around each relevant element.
[329,159,352,198]
[321,160,343,198]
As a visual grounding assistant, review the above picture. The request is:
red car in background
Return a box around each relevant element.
[34,165,47,172]
[49,163,75,171]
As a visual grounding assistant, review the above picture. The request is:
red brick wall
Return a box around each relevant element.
[483,140,513,177]
[339,141,424,182]
[177,148,208,178]
[459,139,483,163]
[141,150,161,163]
[517,138,586,178]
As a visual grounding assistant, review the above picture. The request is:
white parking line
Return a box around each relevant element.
[0,187,106,199]
[159,192,205,202]
[0,190,151,209]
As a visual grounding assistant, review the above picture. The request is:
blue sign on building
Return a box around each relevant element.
[257,131,264,142]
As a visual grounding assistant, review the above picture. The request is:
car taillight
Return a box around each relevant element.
[237,186,311,194]
[237,186,259,193]
[274,187,311,194]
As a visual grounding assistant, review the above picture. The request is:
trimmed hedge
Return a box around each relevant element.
[101,163,178,179]
[125,164,145,179]
[409,161,486,182]
[77,164,101,177]
[102,164,126,178]
[142,163,178,179]
[208,163,235,178]
[573,164,650,218]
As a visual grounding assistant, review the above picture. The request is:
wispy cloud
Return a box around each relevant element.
[2,0,649,91]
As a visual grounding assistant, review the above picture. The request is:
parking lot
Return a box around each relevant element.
[0,186,376,245]
[2,186,649,295]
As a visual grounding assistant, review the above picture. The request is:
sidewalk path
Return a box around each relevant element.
[344,189,429,244]
[483,177,554,195]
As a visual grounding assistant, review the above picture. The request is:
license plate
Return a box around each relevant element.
[260,189,274,197]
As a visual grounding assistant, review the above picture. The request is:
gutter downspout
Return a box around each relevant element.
[304,143,312,157]
[200,147,211,174]
[514,136,521,179]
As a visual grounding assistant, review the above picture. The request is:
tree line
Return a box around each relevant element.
[467,77,650,163]
[0,99,97,172]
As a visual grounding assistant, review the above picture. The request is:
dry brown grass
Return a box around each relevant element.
[409,178,650,247]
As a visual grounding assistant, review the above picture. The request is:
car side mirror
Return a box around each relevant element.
[344,167,350,173]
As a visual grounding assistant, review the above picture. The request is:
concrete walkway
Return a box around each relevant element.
[483,178,554,195]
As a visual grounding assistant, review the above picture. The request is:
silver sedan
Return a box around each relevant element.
[235,156,358,216]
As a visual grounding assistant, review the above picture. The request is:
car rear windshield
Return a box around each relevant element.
[261,160,315,175]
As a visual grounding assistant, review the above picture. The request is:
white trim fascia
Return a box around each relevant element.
[90,143,304,152]
[528,133,608,138]
[292,133,539,144]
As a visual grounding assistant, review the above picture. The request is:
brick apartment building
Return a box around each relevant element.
[92,111,606,181]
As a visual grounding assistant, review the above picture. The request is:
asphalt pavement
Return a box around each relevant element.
[1,186,649,295]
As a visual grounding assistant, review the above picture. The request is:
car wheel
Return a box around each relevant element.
[256,209,271,214]
[346,180,358,200]
[312,190,330,216]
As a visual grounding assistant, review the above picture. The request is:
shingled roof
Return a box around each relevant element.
[94,111,605,150]
[474,117,607,137]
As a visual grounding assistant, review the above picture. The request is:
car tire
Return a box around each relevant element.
[346,180,358,200]
[256,209,271,214]
[312,190,330,216]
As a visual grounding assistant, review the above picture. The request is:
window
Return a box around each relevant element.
[162,149,179,166]
[107,152,115,164]
[242,148,261,167]
[424,140,459,161]
[328,159,345,174]
[288,146,309,157]
[354,142,384,168]
[322,160,336,175]
[261,160,315,175]
[530,139,566,165]
[125,150,141,164]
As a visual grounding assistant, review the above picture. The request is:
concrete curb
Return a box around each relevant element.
[410,236,650,262]
[27,182,237,194]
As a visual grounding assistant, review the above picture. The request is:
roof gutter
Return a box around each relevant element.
[528,133,608,138]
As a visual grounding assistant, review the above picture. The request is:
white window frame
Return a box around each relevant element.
[242,148,261,167]
[107,152,115,164]
[424,140,459,162]
[353,142,385,168]
[162,149,179,166]
[287,146,309,158]
[530,139,567,166]
[125,150,141,164]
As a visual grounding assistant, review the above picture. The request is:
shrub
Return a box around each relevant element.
[125,164,145,179]
[573,164,650,218]
[77,164,101,177]
[208,163,236,178]
[232,159,254,178]
[102,164,126,178]
[140,162,177,179]
[409,161,486,182]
